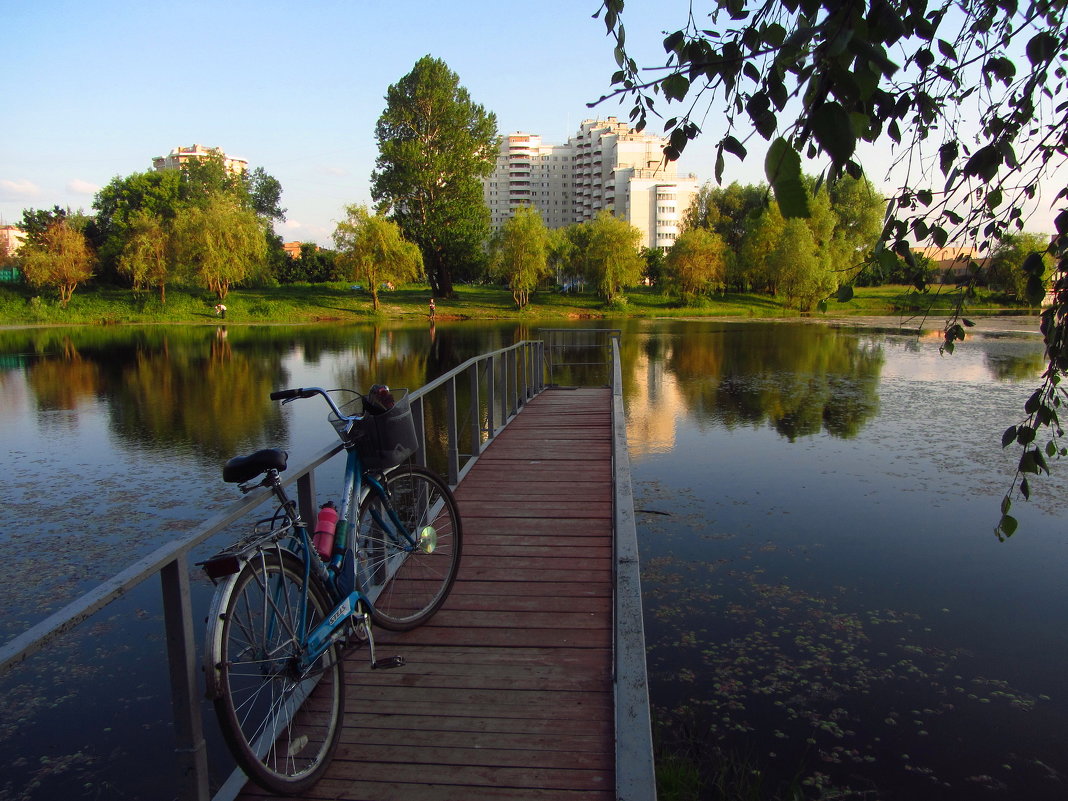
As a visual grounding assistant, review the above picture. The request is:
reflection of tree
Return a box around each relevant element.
[108,335,281,458]
[984,349,1045,382]
[624,322,884,442]
[25,337,101,412]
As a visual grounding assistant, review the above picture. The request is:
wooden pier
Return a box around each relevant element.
[239,387,618,800]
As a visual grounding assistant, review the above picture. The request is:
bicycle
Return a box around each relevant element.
[199,385,462,794]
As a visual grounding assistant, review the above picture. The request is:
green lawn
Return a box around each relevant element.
[0,280,1035,327]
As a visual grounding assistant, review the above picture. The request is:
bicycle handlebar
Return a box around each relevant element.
[269,388,319,401]
[270,386,351,421]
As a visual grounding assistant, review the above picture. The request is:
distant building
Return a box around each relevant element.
[283,241,307,259]
[1,224,25,256]
[916,246,988,280]
[483,118,699,250]
[152,144,248,175]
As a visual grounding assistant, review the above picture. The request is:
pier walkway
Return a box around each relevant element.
[239,388,617,800]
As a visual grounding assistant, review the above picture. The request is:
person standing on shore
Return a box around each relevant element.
[429,298,435,321]
[214,303,227,319]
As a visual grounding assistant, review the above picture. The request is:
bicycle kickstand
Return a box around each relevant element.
[355,607,405,671]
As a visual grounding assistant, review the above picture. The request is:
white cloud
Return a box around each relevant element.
[67,179,100,195]
[319,166,349,177]
[0,179,41,201]
[280,219,304,230]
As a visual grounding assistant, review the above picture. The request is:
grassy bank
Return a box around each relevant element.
[0,280,1034,327]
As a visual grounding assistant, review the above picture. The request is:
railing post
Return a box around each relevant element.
[160,558,210,801]
[410,395,428,468]
[501,352,510,424]
[446,376,460,486]
[512,348,521,416]
[468,362,481,458]
[486,355,496,440]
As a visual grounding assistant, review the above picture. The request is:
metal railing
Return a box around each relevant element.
[609,335,657,801]
[539,327,620,387]
[0,339,545,801]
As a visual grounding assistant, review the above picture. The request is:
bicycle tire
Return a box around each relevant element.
[357,464,462,631]
[204,547,344,794]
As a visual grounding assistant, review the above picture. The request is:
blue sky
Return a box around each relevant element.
[3,0,1061,246]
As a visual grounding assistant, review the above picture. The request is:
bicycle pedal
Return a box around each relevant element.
[371,656,405,670]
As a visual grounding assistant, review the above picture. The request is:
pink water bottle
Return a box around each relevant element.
[313,501,339,561]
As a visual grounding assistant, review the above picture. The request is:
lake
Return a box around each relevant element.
[1,317,1065,799]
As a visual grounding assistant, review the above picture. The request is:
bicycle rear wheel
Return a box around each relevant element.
[204,547,344,794]
[357,464,462,630]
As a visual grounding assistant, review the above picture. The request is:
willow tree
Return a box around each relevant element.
[19,220,95,306]
[489,206,551,308]
[172,195,266,300]
[333,205,423,311]
[371,55,499,298]
[665,227,727,300]
[586,211,645,302]
[118,210,171,302]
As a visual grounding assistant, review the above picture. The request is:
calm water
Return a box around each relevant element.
[1,318,1065,799]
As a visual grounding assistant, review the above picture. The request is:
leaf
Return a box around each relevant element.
[1021,478,1030,500]
[663,73,690,101]
[1026,275,1047,306]
[810,102,856,165]
[1001,425,1018,448]
[764,138,811,218]
[962,145,1001,180]
[663,30,685,53]
[1026,31,1057,67]
[1017,425,1036,444]
[836,284,855,302]
[997,514,1018,538]
[721,135,747,159]
[939,141,959,176]
[937,39,958,61]
[1001,494,1012,515]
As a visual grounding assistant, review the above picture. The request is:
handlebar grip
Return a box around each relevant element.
[271,388,319,401]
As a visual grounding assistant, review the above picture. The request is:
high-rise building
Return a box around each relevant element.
[483,118,699,250]
[152,144,248,175]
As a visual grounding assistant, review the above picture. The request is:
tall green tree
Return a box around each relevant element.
[665,227,727,300]
[773,219,836,311]
[333,205,423,311]
[586,211,644,302]
[489,206,551,308]
[738,204,785,293]
[172,195,267,299]
[828,176,887,272]
[117,210,171,302]
[371,55,499,298]
[19,220,95,306]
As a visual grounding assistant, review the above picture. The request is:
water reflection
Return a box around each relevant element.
[621,323,884,454]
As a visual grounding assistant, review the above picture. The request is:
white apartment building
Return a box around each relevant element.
[484,118,699,250]
[152,144,248,175]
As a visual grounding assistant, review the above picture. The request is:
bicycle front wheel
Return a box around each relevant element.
[204,547,344,794]
[357,464,462,630]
